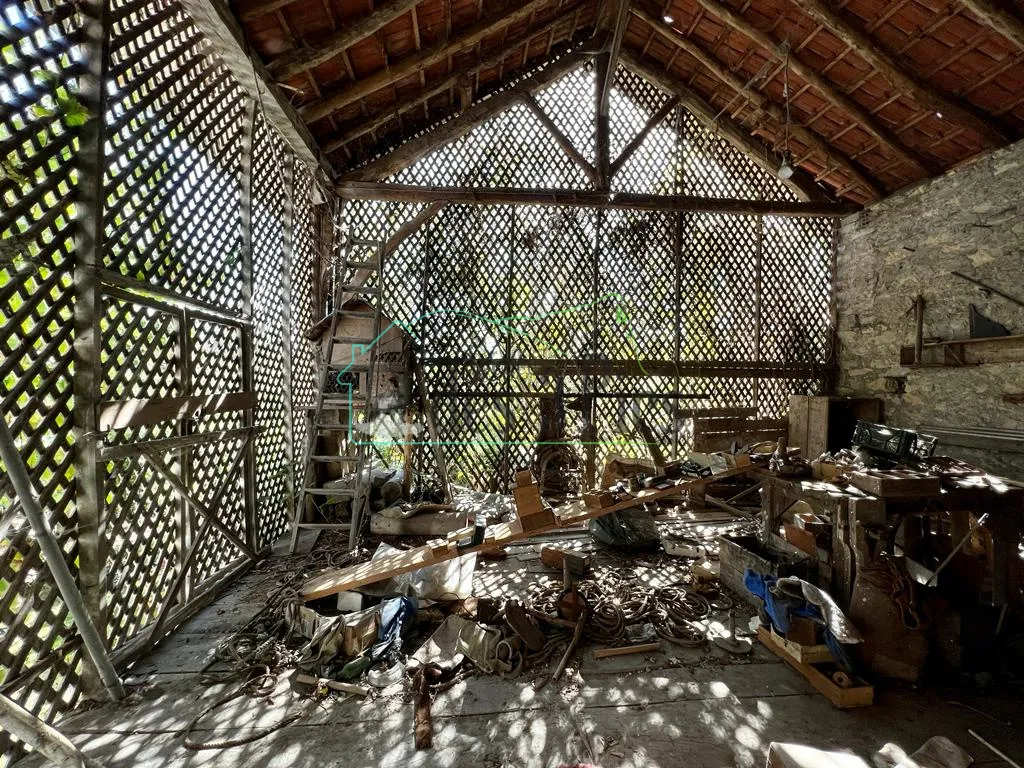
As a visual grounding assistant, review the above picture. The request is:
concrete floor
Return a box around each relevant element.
[56,527,1024,768]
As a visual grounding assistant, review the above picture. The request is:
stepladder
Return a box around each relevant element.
[289,238,384,554]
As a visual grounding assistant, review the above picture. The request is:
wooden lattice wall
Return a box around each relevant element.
[0,0,321,763]
[342,64,838,491]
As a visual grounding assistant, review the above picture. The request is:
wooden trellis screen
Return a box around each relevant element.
[341,64,837,492]
[0,0,319,762]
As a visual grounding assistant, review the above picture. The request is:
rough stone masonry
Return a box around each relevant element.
[836,139,1024,480]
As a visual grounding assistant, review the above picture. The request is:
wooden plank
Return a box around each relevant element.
[593,642,661,659]
[320,9,585,155]
[97,392,257,430]
[959,0,1024,51]
[522,93,598,185]
[900,334,1024,367]
[336,182,858,216]
[694,417,788,433]
[262,0,420,68]
[791,0,1013,147]
[300,467,745,599]
[98,426,258,460]
[71,0,111,700]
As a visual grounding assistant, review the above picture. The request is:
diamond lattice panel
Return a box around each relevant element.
[251,114,290,548]
[511,206,596,361]
[597,210,676,361]
[609,66,673,160]
[390,104,588,189]
[421,205,511,359]
[679,213,758,362]
[681,110,797,203]
[533,63,596,164]
[1,1,86,754]
[760,216,834,365]
[103,0,246,310]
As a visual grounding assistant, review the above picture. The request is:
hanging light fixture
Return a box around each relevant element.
[778,42,794,181]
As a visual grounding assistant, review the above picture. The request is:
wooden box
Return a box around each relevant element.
[789,396,882,460]
[849,469,941,498]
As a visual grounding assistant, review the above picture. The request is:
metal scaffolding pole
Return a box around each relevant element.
[0,417,125,701]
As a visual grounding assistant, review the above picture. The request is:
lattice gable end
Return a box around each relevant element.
[370,60,807,204]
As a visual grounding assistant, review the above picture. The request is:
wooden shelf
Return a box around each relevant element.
[900,334,1024,367]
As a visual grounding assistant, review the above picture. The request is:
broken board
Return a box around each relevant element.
[300,467,746,600]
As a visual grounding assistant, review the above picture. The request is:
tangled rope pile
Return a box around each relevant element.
[523,567,734,659]
[181,543,362,750]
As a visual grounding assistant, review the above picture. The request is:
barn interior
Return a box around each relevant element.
[2,0,1024,766]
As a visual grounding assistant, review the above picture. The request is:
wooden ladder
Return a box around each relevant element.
[289,238,384,554]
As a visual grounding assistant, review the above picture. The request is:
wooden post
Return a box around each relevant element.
[72,0,112,701]
[240,99,259,552]
[281,155,298,521]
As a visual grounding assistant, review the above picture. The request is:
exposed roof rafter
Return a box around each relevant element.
[789,0,1015,147]
[631,4,883,200]
[959,0,1024,51]
[620,48,831,203]
[300,0,558,124]
[340,48,596,182]
[689,0,936,179]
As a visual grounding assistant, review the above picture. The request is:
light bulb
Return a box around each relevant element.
[778,152,795,180]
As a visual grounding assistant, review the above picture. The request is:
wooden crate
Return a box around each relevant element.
[848,469,941,498]
[759,627,873,709]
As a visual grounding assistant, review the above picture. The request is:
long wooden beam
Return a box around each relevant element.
[610,94,681,177]
[791,0,1013,146]
[336,181,859,216]
[522,93,599,186]
[301,467,748,599]
[630,7,884,201]
[177,0,328,173]
[267,0,423,79]
[620,49,829,203]
[959,0,1024,50]
[301,0,557,124]
[322,11,583,156]
[339,49,595,181]
[599,0,631,114]
[690,0,934,178]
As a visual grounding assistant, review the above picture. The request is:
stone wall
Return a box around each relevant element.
[836,139,1024,480]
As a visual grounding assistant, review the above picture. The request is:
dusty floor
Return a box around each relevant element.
[55,521,1024,768]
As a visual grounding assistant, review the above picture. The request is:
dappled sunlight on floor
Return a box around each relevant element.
[54,545,1024,768]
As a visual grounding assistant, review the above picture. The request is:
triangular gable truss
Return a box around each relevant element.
[336,47,855,217]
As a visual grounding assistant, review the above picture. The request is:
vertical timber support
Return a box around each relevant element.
[240,99,259,552]
[72,0,112,700]
[595,54,611,190]
[280,155,298,523]
[753,216,763,414]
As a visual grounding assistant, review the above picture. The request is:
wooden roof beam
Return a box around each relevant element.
[301,0,558,124]
[689,0,935,179]
[619,48,830,203]
[267,0,423,79]
[335,181,859,216]
[320,10,586,156]
[790,0,1015,146]
[598,0,631,113]
[958,0,1024,51]
[522,93,600,186]
[339,49,595,181]
[631,6,883,200]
